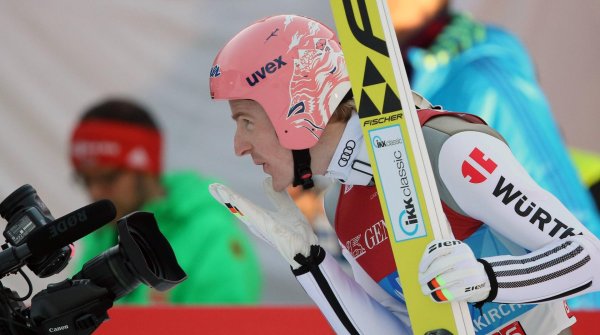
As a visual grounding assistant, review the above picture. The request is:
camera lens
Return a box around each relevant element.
[73,212,186,299]
[130,230,164,279]
[74,246,138,299]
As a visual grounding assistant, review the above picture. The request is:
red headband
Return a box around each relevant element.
[70,120,162,175]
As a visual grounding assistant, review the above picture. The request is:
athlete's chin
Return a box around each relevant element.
[271,180,287,192]
[270,176,291,192]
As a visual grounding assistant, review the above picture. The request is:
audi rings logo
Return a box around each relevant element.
[338,140,356,167]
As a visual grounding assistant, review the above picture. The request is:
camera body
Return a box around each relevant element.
[0,185,186,335]
[0,185,72,278]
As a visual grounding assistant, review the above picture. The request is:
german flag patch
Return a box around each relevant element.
[428,277,452,302]
[225,202,244,217]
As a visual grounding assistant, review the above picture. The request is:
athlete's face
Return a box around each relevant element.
[229,99,294,192]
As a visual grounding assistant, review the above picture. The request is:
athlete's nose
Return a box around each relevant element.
[234,131,251,157]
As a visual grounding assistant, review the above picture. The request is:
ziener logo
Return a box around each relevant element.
[427,240,462,254]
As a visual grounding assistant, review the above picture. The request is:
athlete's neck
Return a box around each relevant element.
[321,113,373,186]
[309,121,347,175]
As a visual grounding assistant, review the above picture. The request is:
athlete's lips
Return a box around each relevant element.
[252,159,267,172]
[251,155,264,166]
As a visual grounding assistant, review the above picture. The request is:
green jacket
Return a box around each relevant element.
[75,171,262,305]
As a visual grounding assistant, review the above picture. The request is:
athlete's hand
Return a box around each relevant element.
[418,239,491,303]
[209,178,317,269]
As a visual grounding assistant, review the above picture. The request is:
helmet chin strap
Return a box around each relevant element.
[292,149,314,189]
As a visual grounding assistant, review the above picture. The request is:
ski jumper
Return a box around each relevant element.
[291,110,600,334]
[405,13,600,309]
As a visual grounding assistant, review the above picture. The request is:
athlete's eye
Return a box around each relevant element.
[241,118,253,130]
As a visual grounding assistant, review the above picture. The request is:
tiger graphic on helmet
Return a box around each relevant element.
[287,38,347,141]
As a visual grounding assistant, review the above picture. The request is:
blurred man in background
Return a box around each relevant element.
[69,98,261,305]
[388,0,600,309]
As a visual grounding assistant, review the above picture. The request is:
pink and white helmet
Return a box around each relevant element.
[209,15,351,150]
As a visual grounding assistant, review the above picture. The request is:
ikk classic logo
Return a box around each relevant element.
[369,125,426,241]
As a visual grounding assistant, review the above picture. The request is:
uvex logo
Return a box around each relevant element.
[462,147,498,184]
[246,56,287,87]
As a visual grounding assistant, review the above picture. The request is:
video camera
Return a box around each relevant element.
[0,185,187,335]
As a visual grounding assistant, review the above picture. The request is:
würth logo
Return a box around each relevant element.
[492,176,583,239]
[246,56,287,86]
[461,147,497,184]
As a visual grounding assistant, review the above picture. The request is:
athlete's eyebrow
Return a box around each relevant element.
[230,100,254,121]
[231,110,245,121]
